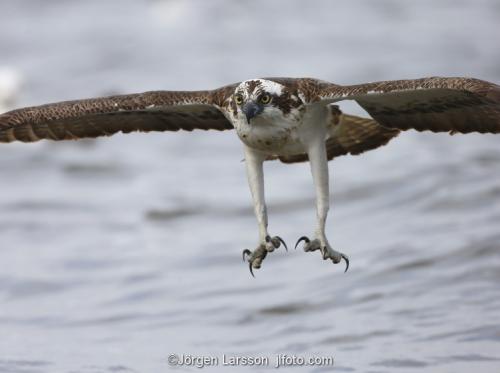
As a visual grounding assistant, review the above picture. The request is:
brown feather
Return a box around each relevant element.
[0,89,235,143]
[317,76,500,134]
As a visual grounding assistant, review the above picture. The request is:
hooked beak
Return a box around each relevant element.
[242,101,263,124]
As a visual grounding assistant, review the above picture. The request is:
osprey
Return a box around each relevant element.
[1,76,499,276]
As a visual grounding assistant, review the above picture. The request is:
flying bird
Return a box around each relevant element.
[1,76,499,276]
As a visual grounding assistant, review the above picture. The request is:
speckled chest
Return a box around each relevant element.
[234,116,304,155]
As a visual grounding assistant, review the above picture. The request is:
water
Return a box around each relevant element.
[0,1,500,372]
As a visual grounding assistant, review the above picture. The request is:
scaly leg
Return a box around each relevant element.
[241,145,287,276]
[295,137,349,272]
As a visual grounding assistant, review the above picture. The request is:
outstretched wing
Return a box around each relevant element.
[324,113,400,158]
[317,77,500,134]
[272,112,399,164]
[0,86,236,143]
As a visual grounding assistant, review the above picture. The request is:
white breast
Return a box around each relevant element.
[233,103,331,156]
[236,117,298,154]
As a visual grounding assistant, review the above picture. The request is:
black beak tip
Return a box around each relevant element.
[242,102,262,123]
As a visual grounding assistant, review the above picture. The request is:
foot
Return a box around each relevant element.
[242,235,288,277]
[295,236,349,272]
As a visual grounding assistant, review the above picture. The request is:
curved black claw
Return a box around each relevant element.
[243,235,287,277]
[242,245,267,277]
[341,253,350,273]
[320,246,350,273]
[242,249,252,262]
[274,236,288,251]
[265,235,288,252]
[295,236,310,250]
[248,262,255,277]
[242,249,257,277]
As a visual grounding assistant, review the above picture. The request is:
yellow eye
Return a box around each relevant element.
[260,94,271,104]
[234,94,243,105]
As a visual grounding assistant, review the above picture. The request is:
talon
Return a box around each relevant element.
[300,236,350,272]
[341,253,350,273]
[243,234,284,277]
[295,236,310,249]
[242,249,252,262]
[274,236,288,251]
[243,246,265,277]
[248,262,255,277]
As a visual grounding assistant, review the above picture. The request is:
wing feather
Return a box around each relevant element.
[326,113,400,157]
[0,88,236,143]
[271,111,399,164]
[316,77,500,134]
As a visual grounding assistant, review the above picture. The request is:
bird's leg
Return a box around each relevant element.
[242,146,287,277]
[295,137,349,272]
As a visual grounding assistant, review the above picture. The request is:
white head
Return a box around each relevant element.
[228,78,304,124]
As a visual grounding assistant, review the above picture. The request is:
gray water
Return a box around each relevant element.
[1,1,500,372]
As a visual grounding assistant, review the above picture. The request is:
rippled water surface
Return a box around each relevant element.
[1,1,500,372]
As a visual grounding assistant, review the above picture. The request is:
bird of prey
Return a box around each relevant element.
[1,76,499,276]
